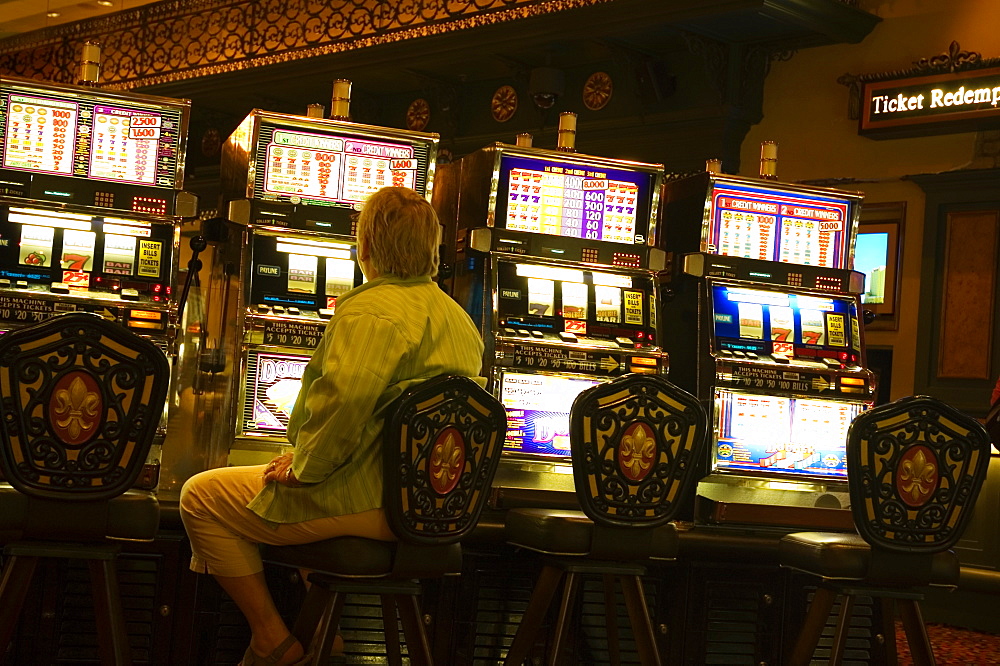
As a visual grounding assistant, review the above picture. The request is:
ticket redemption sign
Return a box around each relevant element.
[859,65,1000,139]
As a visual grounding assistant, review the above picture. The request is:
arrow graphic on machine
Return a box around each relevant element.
[599,355,619,372]
[811,376,831,392]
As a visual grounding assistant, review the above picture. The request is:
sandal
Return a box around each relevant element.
[240,634,312,666]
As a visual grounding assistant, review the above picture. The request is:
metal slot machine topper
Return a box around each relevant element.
[0,46,194,493]
[176,86,440,477]
[657,165,876,527]
[434,119,668,504]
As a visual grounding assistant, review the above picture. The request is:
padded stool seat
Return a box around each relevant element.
[0,485,159,542]
[263,538,462,579]
[780,532,959,586]
[506,508,679,560]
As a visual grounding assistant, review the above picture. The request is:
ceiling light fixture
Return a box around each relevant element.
[96,0,114,5]
[47,11,61,17]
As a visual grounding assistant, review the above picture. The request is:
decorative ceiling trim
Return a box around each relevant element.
[0,0,615,90]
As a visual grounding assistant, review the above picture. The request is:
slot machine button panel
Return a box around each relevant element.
[745,352,759,360]
[558,332,578,343]
[517,329,531,337]
[51,282,70,294]
[615,337,633,347]
[732,350,746,358]
[319,308,335,318]
[15,281,28,288]
[530,330,544,338]
[719,349,733,356]
[773,355,790,364]
[503,327,517,336]
[287,307,300,315]
[0,279,10,287]
[256,304,271,314]
[271,305,286,314]
[121,288,140,301]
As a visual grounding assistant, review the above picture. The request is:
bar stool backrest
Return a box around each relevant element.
[570,373,707,530]
[0,312,169,502]
[847,394,992,554]
[383,375,507,546]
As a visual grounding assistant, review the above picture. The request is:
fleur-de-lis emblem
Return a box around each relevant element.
[898,445,938,507]
[429,427,464,494]
[619,422,656,482]
[52,374,101,444]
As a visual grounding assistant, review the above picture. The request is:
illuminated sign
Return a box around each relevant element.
[860,66,1000,138]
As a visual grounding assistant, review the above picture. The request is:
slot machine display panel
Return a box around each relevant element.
[710,284,864,366]
[223,110,438,232]
[0,207,174,306]
[0,75,189,216]
[239,350,310,441]
[247,231,360,319]
[495,260,658,347]
[498,371,602,459]
[661,173,863,271]
[494,152,656,246]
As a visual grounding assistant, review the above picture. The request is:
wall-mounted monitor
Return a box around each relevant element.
[855,202,904,330]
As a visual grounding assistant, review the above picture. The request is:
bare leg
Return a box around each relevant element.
[215,571,305,665]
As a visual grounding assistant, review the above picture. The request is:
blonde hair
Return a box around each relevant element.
[356,187,440,279]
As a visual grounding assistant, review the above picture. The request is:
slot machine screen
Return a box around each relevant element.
[248,234,360,314]
[499,371,602,457]
[241,350,310,438]
[706,181,853,268]
[711,285,862,363]
[0,79,185,191]
[713,389,863,480]
[251,123,433,219]
[0,207,173,297]
[495,261,655,340]
[495,154,654,244]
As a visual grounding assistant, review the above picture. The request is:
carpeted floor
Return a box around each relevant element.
[896,623,1000,664]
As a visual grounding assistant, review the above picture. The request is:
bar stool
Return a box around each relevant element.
[0,312,168,666]
[502,373,708,666]
[263,375,507,666]
[780,395,992,666]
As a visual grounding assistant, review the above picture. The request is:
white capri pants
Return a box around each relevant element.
[179,464,394,578]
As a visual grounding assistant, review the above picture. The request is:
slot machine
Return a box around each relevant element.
[435,121,667,505]
[0,71,193,491]
[658,171,875,528]
[178,101,439,472]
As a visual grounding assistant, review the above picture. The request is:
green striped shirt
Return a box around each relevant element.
[247,275,484,524]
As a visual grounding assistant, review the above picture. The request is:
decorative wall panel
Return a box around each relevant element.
[0,0,611,89]
[937,210,998,380]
